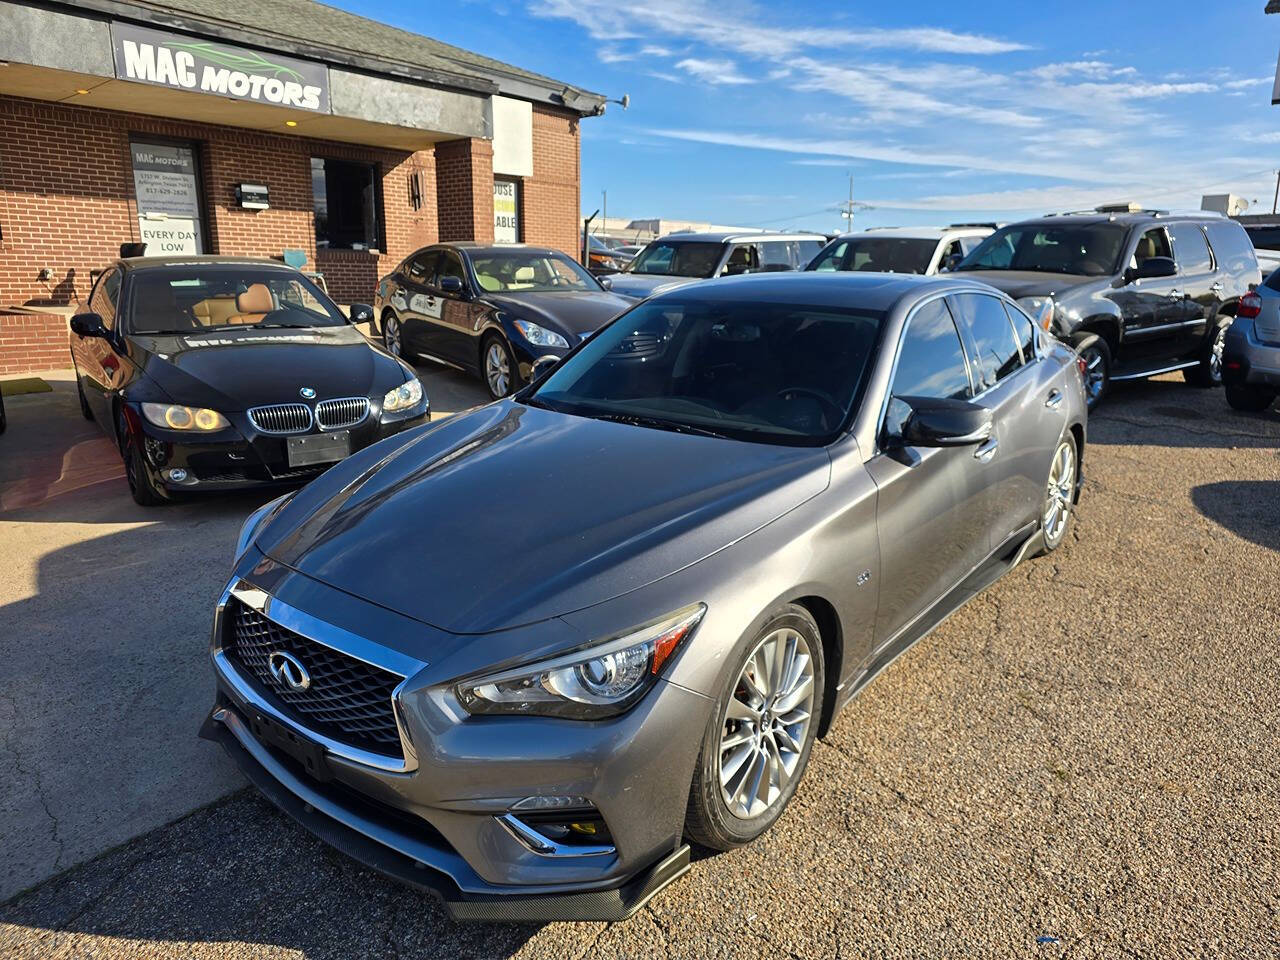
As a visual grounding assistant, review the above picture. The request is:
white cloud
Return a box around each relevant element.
[675,57,756,85]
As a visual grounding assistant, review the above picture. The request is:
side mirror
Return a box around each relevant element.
[440,276,466,296]
[348,302,373,324]
[1125,256,1176,283]
[70,313,109,339]
[530,355,560,382]
[600,276,613,290]
[898,396,992,447]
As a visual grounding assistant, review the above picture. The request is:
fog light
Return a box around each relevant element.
[511,796,592,811]
[164,467,189,483]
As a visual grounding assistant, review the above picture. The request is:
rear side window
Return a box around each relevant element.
[405,251,437,282]
[1206,221,1261,278]
[885,298,972,437]
[758,241,794,271]
[950,293,1022,390]
[1169,223,1213,275]
[1004,302,1039,363]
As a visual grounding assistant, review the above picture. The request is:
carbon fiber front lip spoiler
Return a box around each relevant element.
[199,703,691,922]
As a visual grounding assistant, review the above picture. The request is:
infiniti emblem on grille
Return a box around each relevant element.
[299,386,316,399]
[268,651,311,691]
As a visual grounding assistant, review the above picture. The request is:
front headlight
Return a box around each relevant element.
[383,378,423,413]
[454,604,706,720]
[233,492,293,561]
[1017,296,1055,331]
[513,320,570,349]
[140,402,229,431]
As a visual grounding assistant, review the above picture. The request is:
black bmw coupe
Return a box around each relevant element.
[70,257,429,505]
[374,243,632,399]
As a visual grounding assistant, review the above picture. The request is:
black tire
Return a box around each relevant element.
[481,334,519,400]
[1071,333,1111,411]
[76,374,94,421]
[1182,320,1229,388]
[118,410,165,506]
[1224,383,1277,413]
[382,311,403,358]
[1036,433,1078,555]
[685,604,825,851]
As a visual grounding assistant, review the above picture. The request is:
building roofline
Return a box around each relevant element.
[49,0,608,115]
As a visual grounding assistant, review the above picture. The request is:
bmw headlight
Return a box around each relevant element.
[233,492,293,561]
[1017,297,1055,332]
[383,378,423,413]
[513,320,570,349]
[141,402,229,431]
[454,604,706,719]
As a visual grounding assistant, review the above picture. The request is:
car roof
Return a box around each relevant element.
[426,243,568,257]
[118,255,298,272]
[655,230,829,244]
[1011,211,1226,229]
[837,225,994,241]
[650,270,1003,313]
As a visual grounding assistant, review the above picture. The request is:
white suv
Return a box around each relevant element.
[806,224,995,276]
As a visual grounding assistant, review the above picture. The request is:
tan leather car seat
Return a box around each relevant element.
[231,283,274,325]
[192,297,239,327]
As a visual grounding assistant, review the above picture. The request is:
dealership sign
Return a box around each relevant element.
[111,23,329,112]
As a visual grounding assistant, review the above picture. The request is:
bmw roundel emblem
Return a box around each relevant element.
[299,386,316,399]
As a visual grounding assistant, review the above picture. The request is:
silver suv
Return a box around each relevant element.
[604,231,827,300]
[808,224,995,275]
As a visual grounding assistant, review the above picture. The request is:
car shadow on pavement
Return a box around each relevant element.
[1,791,543,959]
[1190,481,1280,552]
[1086,378,1280,449]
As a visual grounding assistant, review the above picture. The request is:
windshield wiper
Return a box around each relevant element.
[588,412,732,440]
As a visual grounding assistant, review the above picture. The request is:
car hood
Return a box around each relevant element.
[257,400,830,634]
[132,325,400,410]
[484,291,632,338]
[605,273,703,300]
[953,270,1105,300]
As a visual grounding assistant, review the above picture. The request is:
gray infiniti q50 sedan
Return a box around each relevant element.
[201,272,1087,921]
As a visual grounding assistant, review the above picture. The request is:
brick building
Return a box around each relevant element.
[0,0,604,371]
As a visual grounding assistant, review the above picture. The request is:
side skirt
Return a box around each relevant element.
[827,523,1042,721]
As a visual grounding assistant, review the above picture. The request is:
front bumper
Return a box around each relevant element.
[134,405,429,496]
[1223,318,1280,388]
[200,565,708,920]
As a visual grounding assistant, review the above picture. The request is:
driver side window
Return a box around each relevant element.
[883,299,973,440]
[434,251,466,290]
[1131,228,1172,270]
[721,244,758,276]
[90,269,121,329]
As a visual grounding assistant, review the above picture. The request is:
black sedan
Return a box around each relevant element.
[373,244,632,400]
[70,256,430,506]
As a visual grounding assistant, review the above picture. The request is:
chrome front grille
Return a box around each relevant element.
[315,396,370,430]
[223,597,405,758]
[248,403,313,434]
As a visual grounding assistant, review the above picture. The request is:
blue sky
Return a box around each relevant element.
[333,0,1280,233]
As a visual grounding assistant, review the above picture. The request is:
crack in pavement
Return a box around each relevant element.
[1092,413,1278,443]
[0,692,65,876]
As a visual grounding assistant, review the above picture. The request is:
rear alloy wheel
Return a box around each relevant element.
[1072,333,1111,411]
[382,313,402,358]
[1224,382,1277,412]
[1183,320,1229,388]
[685,605,824,850]
[1039,435,1077,553]
[483,335,518,400]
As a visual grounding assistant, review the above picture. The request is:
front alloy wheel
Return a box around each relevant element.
[383,313,402,357]
[685,605,824,850]
[1040,435,1077,552]
[484,337,515,399]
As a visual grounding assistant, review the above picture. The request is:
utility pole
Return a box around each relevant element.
[602,189,608,235]
[837,173,857,233]
[1272,170,1279,215]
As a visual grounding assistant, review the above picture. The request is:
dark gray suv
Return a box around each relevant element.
[955,206,1261,408]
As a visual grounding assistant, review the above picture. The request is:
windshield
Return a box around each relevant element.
[471,251,599,293]
[626,241,724,278]
[526,296,884,445]
[956,223,1126,276]
[127,267,346,334]
[808,237,937,274]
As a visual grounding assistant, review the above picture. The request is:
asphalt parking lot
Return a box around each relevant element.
[1,370,1277,958]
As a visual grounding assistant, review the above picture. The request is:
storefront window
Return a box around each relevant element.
[131,140,204,255]
[494,178,520,243]
[311,158,381,251]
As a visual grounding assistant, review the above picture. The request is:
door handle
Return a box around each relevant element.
[973,438,999,463]
[1044,388,1064,410]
